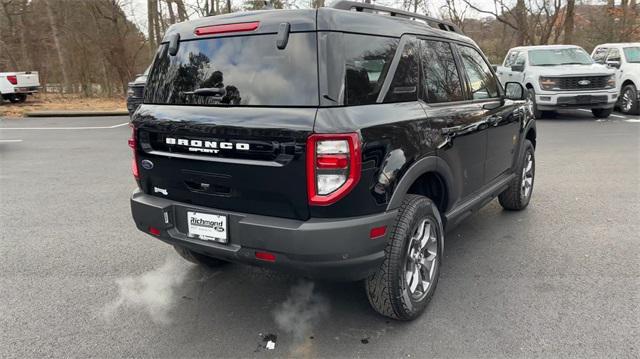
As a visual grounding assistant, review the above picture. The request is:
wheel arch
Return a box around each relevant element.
[621,79,636,89]
[525,127,537,148]
[386,156,457,218]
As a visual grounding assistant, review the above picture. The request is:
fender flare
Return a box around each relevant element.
[386,156,457,213]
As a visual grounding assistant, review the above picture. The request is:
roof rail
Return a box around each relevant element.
[330,1,462,34]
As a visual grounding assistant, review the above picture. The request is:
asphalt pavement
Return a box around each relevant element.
[1,110,638,358]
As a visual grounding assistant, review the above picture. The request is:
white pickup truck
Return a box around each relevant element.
[0,71,40,103]
[496,45,617,118]
[591,43,640,115]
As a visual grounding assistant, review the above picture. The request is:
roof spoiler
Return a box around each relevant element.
[330,0,463,34]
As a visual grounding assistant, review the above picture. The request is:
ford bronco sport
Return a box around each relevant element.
[129,1,537,320]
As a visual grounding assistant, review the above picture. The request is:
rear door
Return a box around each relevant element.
[133,24,319,220]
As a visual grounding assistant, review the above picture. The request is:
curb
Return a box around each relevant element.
[24,110,129,117]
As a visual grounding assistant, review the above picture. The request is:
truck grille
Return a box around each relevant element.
[554,76,609,90]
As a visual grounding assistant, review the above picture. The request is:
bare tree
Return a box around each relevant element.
[563,0,575,43]
[44,0,70,92]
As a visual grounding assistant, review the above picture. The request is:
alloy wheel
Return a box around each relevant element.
[521,152,534,199]
[404,218,438,301]
[621,88,634,112]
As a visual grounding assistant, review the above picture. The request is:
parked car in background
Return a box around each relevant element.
[0,71,40,103]
[592,43,640,115]
[496,45,617,118]
[127,67,149,116]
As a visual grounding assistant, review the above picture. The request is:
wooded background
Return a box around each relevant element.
[0,0,637,97]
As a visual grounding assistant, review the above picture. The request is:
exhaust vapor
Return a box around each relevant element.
[102,255,193,324]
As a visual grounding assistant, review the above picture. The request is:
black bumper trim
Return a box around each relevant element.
[130,190,397,281]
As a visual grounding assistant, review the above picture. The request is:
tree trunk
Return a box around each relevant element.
[152,0,163,45]
[515,0,527,46]
[226,0,231,13]
[563,0,575,44]
[45,1,71,93]
[166,0,176,25]
[175,0,188,20]
[147,0,156,53]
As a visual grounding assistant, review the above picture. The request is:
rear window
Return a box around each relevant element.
[145,33,318,106]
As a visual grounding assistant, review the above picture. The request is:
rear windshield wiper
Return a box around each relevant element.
[183,88,226,97]
[559,62,588,65]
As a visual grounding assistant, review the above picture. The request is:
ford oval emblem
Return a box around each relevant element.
[141,159,154,170]
[578,80,591,86]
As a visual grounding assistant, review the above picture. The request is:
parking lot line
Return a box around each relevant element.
[0,122,129,130]
[0,139,23,143]
[575,108,627,119]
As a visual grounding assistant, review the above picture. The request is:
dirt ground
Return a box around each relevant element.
[0,94,126,118]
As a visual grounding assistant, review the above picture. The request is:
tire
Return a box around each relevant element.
[9,94,27,103]
[499,139,535,210]
[526,88,543,119]
[365,195,444,320]
[173,245,228,268]
[619,84,640,115]
[591,108,612,118]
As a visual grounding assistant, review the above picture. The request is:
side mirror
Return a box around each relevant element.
[504,82,526,100]
[606,60,621,69]
[511,64,525,72]
[491,64,498,72]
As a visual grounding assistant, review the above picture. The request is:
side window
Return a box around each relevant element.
[344,34,398,105]
[515,52,526,66]
[420,40,464,103]
[607,48,621,62]
[592,47,608,64]
[504,51,519,67]
[457,45,500,100]
[384,39,419,103]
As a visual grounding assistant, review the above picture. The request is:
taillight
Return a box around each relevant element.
[306,133,361,206]
[128,124,139,180]
[7,75,17,85]
[194,21,259,36]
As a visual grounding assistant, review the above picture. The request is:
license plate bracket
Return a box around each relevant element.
[186,211,228,243]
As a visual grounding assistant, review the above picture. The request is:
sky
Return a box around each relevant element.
[122,0,606,35]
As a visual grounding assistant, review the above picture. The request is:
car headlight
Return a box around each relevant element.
[605,75,615,89]
[539,77,559,91]
[127,87,134,96]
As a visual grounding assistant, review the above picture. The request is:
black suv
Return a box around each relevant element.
[129,1,536,320]
[126,67,149,116]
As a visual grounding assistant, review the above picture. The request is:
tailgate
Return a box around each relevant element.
[132,105,315,220]
[16,72,40,87]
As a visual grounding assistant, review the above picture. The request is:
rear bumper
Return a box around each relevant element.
[130,190,396,281]
[536,90,617,110]
[2,87,39,95]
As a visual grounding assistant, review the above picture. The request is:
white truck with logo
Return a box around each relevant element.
[0,71,40,103]
[591,43,640,115]
[496,45,617,118]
